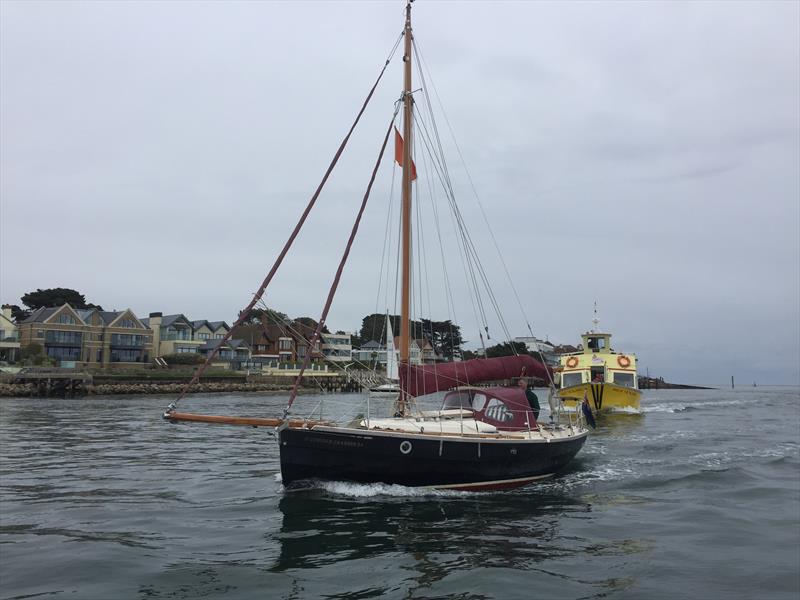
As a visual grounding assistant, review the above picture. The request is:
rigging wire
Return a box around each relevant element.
[371,99,403,345]
[412,39,533,356]
[412,108,488,339]
[167,32,405,410]
[285,105,401,413]
[412,37,541,355]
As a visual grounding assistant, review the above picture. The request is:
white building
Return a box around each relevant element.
[515,336,558,366]
[320,332,352,363]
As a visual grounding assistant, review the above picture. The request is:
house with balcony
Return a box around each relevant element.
[230,321,324,365]
[197,338,251,366]
[320,332,352,363]
[16,304,152,367]
[413,338,437,364]
[352,337,437,367]
[0,305,21,363]
[192,320,230,342]
[352,340,387,366]
[142,313,206,357]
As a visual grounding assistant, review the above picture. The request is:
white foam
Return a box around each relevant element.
[640,403,679,413]
[318,480,464,498]
[274,472,465,496]
[691,444,798,469]
[608,406,642,414]
[641,398,753,414]
[624,430,698,443]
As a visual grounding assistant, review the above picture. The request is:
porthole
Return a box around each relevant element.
[400,440,412,455]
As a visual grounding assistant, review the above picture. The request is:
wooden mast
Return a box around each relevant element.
[399,0,413,415]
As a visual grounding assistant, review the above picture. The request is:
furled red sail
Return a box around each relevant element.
[399,355,551,397]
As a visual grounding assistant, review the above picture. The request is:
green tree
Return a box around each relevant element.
[20,343,49,366]
[420,319,464,359]
[162,353,204,366]
[4,304,29,322]
[485,341,528,358]
[238,307,290,325]
[295,316,330,334]
[20,288,102,313]
[359,313,424,345]
[357,313,463,359]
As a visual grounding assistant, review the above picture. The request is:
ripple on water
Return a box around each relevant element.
[1,390,799,600]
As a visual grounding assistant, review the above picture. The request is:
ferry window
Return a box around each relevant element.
[562,372,583,387]
[471,393,487,412]
[588,337,606,351]
[484,398,514,422]
[614,372,635,388]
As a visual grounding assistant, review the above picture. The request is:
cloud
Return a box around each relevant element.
[1,0,798,384]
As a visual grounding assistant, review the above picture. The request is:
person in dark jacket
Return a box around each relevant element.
[518,378,540,421]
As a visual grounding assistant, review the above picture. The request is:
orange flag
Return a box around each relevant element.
[394,127,417,180]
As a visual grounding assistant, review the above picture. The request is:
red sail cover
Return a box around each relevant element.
[400,355,551,397]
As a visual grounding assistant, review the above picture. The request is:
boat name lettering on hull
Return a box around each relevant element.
[302,435,366,449]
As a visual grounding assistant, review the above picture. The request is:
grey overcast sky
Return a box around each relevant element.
[1,1,798,385]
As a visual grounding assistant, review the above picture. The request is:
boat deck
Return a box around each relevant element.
[355,415,582,441]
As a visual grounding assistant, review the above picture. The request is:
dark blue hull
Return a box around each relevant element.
[279,426,588,490]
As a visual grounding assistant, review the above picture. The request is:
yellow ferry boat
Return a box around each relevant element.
[557,322,642,414]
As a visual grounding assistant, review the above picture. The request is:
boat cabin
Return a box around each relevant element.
[582,332,611,354]
[559,330,639,390]
[441,386,538,431]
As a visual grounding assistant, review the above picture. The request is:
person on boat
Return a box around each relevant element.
[518,378,540,421]
[592,373,604,383]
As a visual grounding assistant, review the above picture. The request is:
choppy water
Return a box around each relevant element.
[1,388,798,599]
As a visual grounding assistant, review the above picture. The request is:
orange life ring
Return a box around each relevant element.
[617,355,631,368]
[566,356,579,368]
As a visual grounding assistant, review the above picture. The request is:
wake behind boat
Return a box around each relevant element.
[164,1,591,492]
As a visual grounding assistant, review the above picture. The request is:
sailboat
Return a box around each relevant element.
[368,314,401,397]
[164,1,591,491]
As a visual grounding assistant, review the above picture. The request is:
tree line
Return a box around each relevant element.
[4,288,103,322]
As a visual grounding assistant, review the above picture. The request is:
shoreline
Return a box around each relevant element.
[0,380,331,398]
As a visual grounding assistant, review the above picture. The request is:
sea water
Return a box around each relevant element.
[1,387,798,599]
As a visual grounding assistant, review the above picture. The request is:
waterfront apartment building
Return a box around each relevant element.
[514,336,558,366]
[141,313,242,360]
[320,332,352,363]
[17,304,153,367]
[351,338,435,366]
[0,305,21,363]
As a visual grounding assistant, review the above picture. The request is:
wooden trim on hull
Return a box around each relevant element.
[434,473,555,492]
[279,426,587,490]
